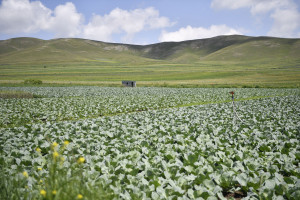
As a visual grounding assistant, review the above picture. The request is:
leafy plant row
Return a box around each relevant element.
[1,94,299,199]
[1,87,299,128]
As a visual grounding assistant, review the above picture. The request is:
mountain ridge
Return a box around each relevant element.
[0,35,299,87]
[1,35,299,65]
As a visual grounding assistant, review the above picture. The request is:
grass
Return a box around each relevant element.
[1,60,299,86]
[0,36,299,88]
[0,90,34,98]
[175,95,283,108]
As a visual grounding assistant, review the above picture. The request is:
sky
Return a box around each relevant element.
[0,0,300,44]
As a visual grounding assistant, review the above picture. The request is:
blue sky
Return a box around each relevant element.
[0,0,300,44]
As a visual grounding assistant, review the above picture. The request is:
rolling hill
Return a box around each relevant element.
[1,35,300,64]
[0,35,299,87]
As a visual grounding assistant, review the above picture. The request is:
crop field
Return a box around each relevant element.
[0,87,300,200]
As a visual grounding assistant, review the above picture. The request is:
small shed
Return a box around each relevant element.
[122,80,136,87]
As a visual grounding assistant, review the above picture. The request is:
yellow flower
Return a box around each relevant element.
[40,189,46,197]
[38,167,42,171]
[51,142,58,149]
[53,151,59,159]
[77,194,83,199]
[36,147,41,152]
[64,140,69,146]
[77,157,85,164]
[52,190,57,195]
[22,171,28,178]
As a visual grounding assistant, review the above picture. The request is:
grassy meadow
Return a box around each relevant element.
[0,36,299,88]
[1,61,299,88]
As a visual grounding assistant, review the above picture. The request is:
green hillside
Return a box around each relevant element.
[0,35,299,87]
[0,38,158,64]
[204,37,300,62]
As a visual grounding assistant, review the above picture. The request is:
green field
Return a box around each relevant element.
[1,36,300,199]
[1,87,300,199]
[0,35,299,88]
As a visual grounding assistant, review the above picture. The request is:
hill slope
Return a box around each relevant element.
[0,35,299,87]
[0,38,156,64]
[0,35,299,64]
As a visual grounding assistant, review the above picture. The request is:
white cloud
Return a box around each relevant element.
[211,0,292,14]
[0,0,83,37]
[0,0,51,34]
[159,25,242,42]
[211,0,300,37]
[211,0,253,10]
[268,8,300,37]
[250,0,291,15]
[46,2,83,37]
[83,7,173,42]
[0,1,173,42]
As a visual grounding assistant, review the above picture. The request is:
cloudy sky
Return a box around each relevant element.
[0,0,300,44]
